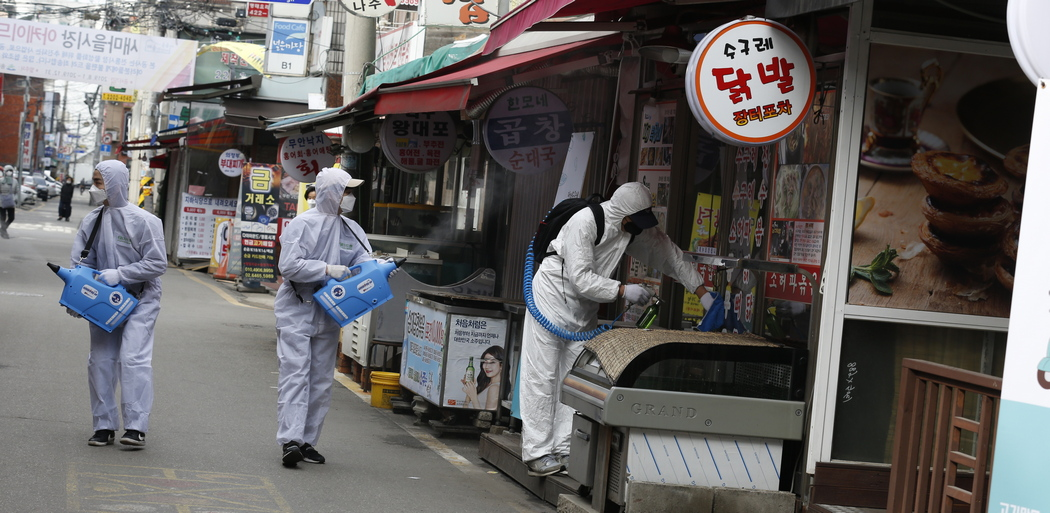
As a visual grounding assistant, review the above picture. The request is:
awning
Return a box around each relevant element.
[162,75,262,101]
[223,98,314,129]
[122,118,227,151]
[353,34,620,116]
[267,105,358,134]
[483,0,654,54]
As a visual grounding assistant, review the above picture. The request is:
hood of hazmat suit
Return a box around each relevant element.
[275,167,372,328]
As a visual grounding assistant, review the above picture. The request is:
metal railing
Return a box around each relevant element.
[888,359,1002,513]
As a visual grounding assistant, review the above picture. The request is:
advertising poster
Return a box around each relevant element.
[442,315,508,410]
[848,45,1031,317]
[683,192,721,319]
[723,145,775,333]
[483,87,572,175]
[277,170,300,220]
[210,218,233,272]
[240,164,281,283]
[625,101,675,323]
[988,75,1050,513]
[176,194,238,260]
[764,163,826,304]
[240,231,277,282]
[402,299,447,405]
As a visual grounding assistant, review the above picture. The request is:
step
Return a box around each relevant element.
[479,431,585,506]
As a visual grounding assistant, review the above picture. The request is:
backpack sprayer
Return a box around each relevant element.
[314,258,406,327]
[47,263,139,333]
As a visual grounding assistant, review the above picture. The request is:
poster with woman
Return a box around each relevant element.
[443,314,508,411]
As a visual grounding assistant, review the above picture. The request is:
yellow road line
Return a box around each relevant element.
[177,268,268,310]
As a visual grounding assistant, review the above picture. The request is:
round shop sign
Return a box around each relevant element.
[218,148,245,177]
[379,112,458,173]
[278,132,336,182]
[346,0,399,18]
[685,17,815,146]
[483,87,572,174]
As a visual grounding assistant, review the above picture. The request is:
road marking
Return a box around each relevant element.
[8,222,77,235]
[0,291,44,297]
[177,268,268,310]
[67,462,292,513]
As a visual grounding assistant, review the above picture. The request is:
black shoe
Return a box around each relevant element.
[282,442,304,467]
[119,430,145,447]
[88,429,114,446]
[301,443,325,464]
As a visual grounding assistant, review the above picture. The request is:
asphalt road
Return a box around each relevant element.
[0,192,552,513]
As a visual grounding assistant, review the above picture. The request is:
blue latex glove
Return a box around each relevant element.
[97,269,121,286]
[695,292,725,332]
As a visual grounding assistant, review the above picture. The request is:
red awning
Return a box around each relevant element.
[483,0,654,54]
[351,34,619,116]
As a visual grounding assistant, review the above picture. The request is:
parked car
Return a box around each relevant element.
[24,176,51,200]
[43,177,61,197]
[19,184,36,205]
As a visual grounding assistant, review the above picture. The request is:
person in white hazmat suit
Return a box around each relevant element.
[69,160,166,448]
[275,167,373,468]
[520,181,718,476]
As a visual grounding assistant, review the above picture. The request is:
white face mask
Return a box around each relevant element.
[340,192,356,213]
[89,185,107,205]
[306,199,316,209]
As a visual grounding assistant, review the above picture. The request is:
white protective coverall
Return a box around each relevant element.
[70,160,166,433]
[520,182,705,462]
[275,168,371,447]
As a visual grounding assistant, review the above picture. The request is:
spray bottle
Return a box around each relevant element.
[47,263,139,333]
[314,258,406,327]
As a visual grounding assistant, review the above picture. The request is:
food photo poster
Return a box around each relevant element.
[848,44,1032,317]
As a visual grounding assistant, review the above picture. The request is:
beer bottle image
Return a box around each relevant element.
[465,357,475,383]
[635,297,661,329]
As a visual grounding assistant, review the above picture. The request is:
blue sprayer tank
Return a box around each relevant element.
[48,263,139,333]
[313,258,405,327]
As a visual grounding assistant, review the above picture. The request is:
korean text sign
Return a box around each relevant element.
[265,18,309,76]
[442,314,507,410]
[685,17,815,146]
[402,299,447,405]
[176,194,238,259]
[424,0,495,27]
[379,112,457,173]
[345,0,399,18]
[0,17,195,91]
[279,132,334,181]
[483,87,572,175]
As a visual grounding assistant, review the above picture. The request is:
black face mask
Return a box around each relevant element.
[624,221,644,236]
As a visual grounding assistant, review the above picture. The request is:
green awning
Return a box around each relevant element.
[361,35,487,95]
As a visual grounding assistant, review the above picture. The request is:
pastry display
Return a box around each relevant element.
[996,223,1019,291]
[913,151,1011,274]
[912,151,1007,207]
[1003,143,1029,179]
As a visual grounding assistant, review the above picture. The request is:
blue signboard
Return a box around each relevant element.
[270,20,307,56]
[99,144,112,154]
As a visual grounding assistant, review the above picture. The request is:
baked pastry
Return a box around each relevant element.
[996,224,1019,290]
[1003,144,1029,179]
[912,152,1007,206]
[921,195,1014,239]
[918,222,1000,269]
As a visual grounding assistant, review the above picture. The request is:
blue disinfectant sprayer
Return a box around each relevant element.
[48,263,139,333]
[313,258,406,327]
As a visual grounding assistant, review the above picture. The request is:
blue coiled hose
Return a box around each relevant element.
[523,238,622,341]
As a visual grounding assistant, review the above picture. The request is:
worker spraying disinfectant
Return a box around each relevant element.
[47,263,139,332]
[313,256,405,327]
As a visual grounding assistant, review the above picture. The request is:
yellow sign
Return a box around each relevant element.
[102,92,135,103]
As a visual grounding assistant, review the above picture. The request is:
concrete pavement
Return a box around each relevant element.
[0,191,553,513]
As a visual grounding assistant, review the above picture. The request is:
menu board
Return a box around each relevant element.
[176,193,238,259]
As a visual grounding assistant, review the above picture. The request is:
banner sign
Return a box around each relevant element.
[265,18,309,76]
[377,21,425,72]
[278,132,335,181]
[247,2,271,17]
[241,231,278,282]
[483,87,572,175]
[685,17,815,146]
[241,164,280,226]
[0,18,195,91]
[424,0,495,27]
[379,112,457,173]
[20,122,32,170]
[176,194,238,259]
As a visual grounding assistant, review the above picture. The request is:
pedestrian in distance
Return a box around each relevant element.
[519,181,719,477]
[0,165,16,238]
[58,176,74,222]
[274,167,377,468]
[68,160,166,448]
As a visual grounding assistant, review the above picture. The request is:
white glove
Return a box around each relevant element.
[326,265,350,280]
[97,269,120,286]
[66,307,82,319]
[622,284,652,305]
[378,258,400,278]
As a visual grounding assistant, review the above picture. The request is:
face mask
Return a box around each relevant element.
[4,172,11,177]
[306,199,316,209]
[89,185,107,205]
[340,192,356,213]
[624,221,644,236]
